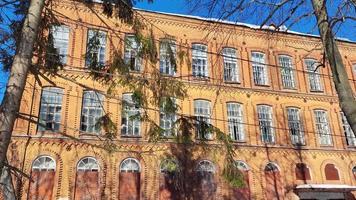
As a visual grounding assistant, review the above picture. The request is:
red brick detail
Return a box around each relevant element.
[28,171,55,200]
[325,164,340,181]
[295,163,311,180]
[119,172,140,200]
[265,171,284,200]
[230,171,250,200]
[159,173,180,200]
[74,171,99,200]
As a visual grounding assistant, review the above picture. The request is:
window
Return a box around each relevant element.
[38,87,63,132]
[75,157,100,199]
[295,163,311,180]
[160,98,176,137]
[159,159,179,200]
[235,160,249,171]
[119,158,141,199]
[340,112,356,146]
[251,52,268,85]
[226,103,244,141]
[264,162,283,200]
[121,93,140,137]
[86,29,107,67]
[29,156,56,200]
[51,25,69,64]
[352,166,356,178]
[32,156,56,171]
[223,48,239,82]
[314,110,332,145]
[325,163,340,181]
[77,157,99,171]
[305,59,323,91]
[286,107,305,145]
[124,35,142,71]
[279,55,295,88]
[195,160,216,199]
[120,158,140,173]
[196,160,215,173]
[257,105,275,143]
[160,40,176,75]
[232,161,250,200]
[194,100,212,139]
[80,91,104,134]
[192,44,208,78]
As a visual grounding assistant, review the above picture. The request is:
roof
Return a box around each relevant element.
[135,8,356,44]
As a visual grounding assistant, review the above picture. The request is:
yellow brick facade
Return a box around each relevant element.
[8,0,356,199]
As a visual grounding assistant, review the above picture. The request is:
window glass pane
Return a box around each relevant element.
[160,98,176,137]
[38,87,63,132]
[86,29,106,67]
[160,40,176,75]
[80,91,104,134]
[305,59,323,91]
[314,110,332,145]
[257,105,274,143]
[223,48,239,82]
[77,157,99,171]
[192,44,208,78]
[252,52,267,85]
[340,112,356,146]
[124,35,142,71]
[121,93,141,136]
[51,26,69,64]
[196,160,215,173]
[279,55,295,88]
[227,103,244,141]
[194,100,212,139]
[120,158,140,172]
[32,156,56,171]
[287,107,305,145]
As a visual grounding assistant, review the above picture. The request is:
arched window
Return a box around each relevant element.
[325,163,340,181]
[195,160,216,200]
[120,158,140,172]
[264,162,283,200]
[32,156,56,171]
[352,166,356,179]
[29,156,56,199]
[119,158,141,200]
[159,159,180,200]
[295,163,311,180]
[74,157,100,200]
[77,157,99,171]
[229,161,250,200]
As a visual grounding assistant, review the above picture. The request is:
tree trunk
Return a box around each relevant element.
[312,0,356,135]
[0,166,16,200]
[0,0,45,173]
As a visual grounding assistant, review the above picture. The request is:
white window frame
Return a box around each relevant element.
[86,29,107,67]
[32,156,56,171]
[286,107,305,145]
[120,158,140,172]
[305,59,323,91]
[38,87,63,132]
[279,55,295,89]
[124,35,142,71]
[340,112,356,147]
[121,93,141,137]
[192,44,208,78]
[226,102,244,141]
[51,25,69,64]
[234,160,249,171]
[194,99,212,140]
[80,91,104,134]
[160,40,176,76]
[196,160,215,173]
[77,157,99,171]
[223,48,239,82]
[252,52,268,85]
[160,98,176,137]
[314,109,332,145]
[257,105,275,143]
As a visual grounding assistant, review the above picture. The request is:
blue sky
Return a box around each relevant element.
[0,0,355,101]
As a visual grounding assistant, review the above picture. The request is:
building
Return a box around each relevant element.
[8,0,356,199]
